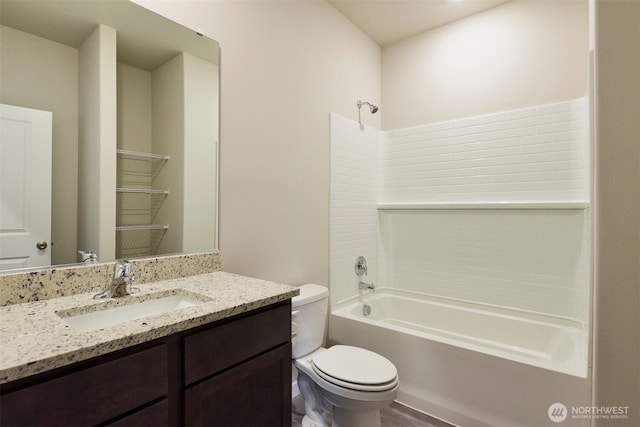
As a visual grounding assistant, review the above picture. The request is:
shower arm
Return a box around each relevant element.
[357,100,379,128]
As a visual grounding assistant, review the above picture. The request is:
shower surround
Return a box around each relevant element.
[328,97,592,426]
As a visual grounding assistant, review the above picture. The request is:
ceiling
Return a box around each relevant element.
[327,0,513,46]
[0,0,219,70]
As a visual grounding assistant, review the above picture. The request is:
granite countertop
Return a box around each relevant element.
[0,272,299,384]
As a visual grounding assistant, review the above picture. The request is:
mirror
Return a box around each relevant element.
[0,0,219,271]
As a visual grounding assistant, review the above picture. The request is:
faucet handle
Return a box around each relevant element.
[355,256,368,276]
[114,259,131,278]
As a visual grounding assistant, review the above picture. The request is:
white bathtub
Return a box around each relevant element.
[332,288,587,377]
[329,288,591,426]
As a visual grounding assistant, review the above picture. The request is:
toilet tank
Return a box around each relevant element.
[291,284,329,359]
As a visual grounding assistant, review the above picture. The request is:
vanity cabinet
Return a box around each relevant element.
[184,302,292,426]
[0,344,168,426]
[0,301,292,426]
[185,344,290,426]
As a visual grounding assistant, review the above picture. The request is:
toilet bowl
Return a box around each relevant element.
[291,284,399,427]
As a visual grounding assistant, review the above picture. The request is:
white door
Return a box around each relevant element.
[0,104,52,270]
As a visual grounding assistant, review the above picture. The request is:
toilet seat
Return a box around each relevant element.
[296,347,399,405]
[311,345,398,392]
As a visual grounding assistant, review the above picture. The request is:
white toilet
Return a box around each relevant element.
[291,284,399,427]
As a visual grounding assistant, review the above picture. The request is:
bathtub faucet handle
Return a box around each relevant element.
[355,256,368,276]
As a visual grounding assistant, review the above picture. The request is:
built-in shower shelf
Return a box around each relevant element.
[377,201,590,210]
[116,224,169,232]
[116,187,170,195]
[116,149,170,161]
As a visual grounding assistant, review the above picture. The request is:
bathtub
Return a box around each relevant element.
[332,288,586,377]
[329,288,591,426]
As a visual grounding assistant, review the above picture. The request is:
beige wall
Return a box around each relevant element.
[182,53,218,253]
[593,0,640,423]
[116,63,153,257]
[117,63,152,154]
[153,54,185,256]
[0,25,78,265]
[134,0,639,422]
[78,24,117,262]
[381,0,589,129]
[135,0,381,286]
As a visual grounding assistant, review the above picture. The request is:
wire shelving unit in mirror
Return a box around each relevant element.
[116,149,170,258]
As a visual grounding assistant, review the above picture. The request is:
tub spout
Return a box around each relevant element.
[359,281,375,291]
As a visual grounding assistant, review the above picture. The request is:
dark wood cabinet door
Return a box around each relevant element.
[184,343,292,427]
[0,344,168,426]
[184,302,291,385]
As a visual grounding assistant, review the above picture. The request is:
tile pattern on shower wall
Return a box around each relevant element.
[329,113,379,307]
[329,98,591,321]
[377,97,591,322]
[379,210,591,322]
[381,98,589,203]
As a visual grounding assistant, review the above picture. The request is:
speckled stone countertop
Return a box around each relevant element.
[0,251,222,306]
[0,272,298,384]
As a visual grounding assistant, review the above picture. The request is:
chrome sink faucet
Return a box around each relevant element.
[78,250,99,263]
[93,260,139,300]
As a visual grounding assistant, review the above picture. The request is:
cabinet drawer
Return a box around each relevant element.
[0,344,168,426]
[184,302,291,385]
[184,343,291,426]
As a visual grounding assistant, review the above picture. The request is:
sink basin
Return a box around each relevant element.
[56,290,211,332]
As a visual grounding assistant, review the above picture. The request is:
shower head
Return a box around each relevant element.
[357,100,379,114]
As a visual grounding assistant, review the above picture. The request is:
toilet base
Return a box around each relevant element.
[296,366,394,427]
[302,414,331,427]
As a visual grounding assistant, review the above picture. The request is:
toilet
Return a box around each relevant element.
[291,284,399,427]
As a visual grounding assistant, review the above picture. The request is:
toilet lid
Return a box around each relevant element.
[312,345,398,391]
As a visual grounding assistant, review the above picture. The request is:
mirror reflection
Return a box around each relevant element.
[0,0,219,272]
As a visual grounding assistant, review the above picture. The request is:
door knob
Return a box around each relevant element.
[36,241,48,250]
